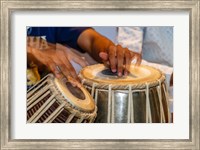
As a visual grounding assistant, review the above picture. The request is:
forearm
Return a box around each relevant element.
[77,29,114,62]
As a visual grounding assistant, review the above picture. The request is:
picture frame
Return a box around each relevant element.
[1,0,199,149]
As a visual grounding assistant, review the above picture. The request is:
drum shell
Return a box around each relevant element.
[27,74,97,123]
[79,64,170,123]
[85,83,169,123]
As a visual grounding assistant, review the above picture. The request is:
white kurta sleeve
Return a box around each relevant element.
[117,27,144,54]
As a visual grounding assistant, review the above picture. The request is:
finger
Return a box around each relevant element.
[40,39,49,50]
[72,56,89,67]
[99,52,108,61]
[135,54,142,66]
[57,43,88,67]
[57,52,80,82]
[30,36,40,49]
[133,53,142,66]
[63,60,80,82]
[108,45,117,73]
[99,52,110,68]
[28,37,34,47]
[35,37,41,49]
[51,52,72,79]
[130,52,142,66]
[48,61,65,79]
[116,45,124,77]
[62,61,79,82]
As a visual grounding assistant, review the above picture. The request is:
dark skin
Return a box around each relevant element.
[77,29,141,76]
[27,28,142,81]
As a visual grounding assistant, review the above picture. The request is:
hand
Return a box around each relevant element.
[27,41,87,82]
[56,43,89,67]
[99,44,142,76]
[76,29,141,76]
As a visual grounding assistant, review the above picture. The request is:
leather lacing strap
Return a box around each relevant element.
[156,79,166,123]
[145,83,152,123]
[107,85,112,123]
[162,83,171,122]
[128,85,133,123]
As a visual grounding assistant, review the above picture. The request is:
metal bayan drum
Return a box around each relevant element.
[27,74,97,123]
[79,64,170,123]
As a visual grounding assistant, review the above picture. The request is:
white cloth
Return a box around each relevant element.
[117,27,173,67]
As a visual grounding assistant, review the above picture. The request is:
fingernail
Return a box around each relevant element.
[72,83,77,87]
[118,72,122,77]
[124,72,128,76]
[112,69,116,72]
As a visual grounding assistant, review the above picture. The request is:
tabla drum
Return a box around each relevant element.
[79,64,170,123]
[27,74,97,123]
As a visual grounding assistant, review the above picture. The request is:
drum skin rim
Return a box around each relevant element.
[54,78,95,113]
[79,64,166,90]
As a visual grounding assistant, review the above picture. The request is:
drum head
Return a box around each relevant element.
[54,77,95,113]
[80,64,162,85]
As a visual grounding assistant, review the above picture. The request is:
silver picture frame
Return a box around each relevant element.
[1,0,199,149]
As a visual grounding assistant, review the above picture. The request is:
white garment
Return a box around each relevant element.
[117,27,173,67]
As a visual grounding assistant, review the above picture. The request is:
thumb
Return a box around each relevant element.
[130,52,142,66]
[99,52,108,61]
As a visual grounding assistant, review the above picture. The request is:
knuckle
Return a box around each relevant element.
[109,55,116,64]
[110,63,116,69]
[125,49,130,56]
[109,50,116,58]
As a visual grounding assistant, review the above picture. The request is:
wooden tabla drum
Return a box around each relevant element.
[79,64,170,123]
[27,74,97,123]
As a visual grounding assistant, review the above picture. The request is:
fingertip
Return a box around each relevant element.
[118,72,122,77]
[112,68,117,73]
[55,73,64,79]
[124,70,129,76]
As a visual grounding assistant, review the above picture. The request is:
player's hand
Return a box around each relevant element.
[99,44,141,76]
[27,39,87,82]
